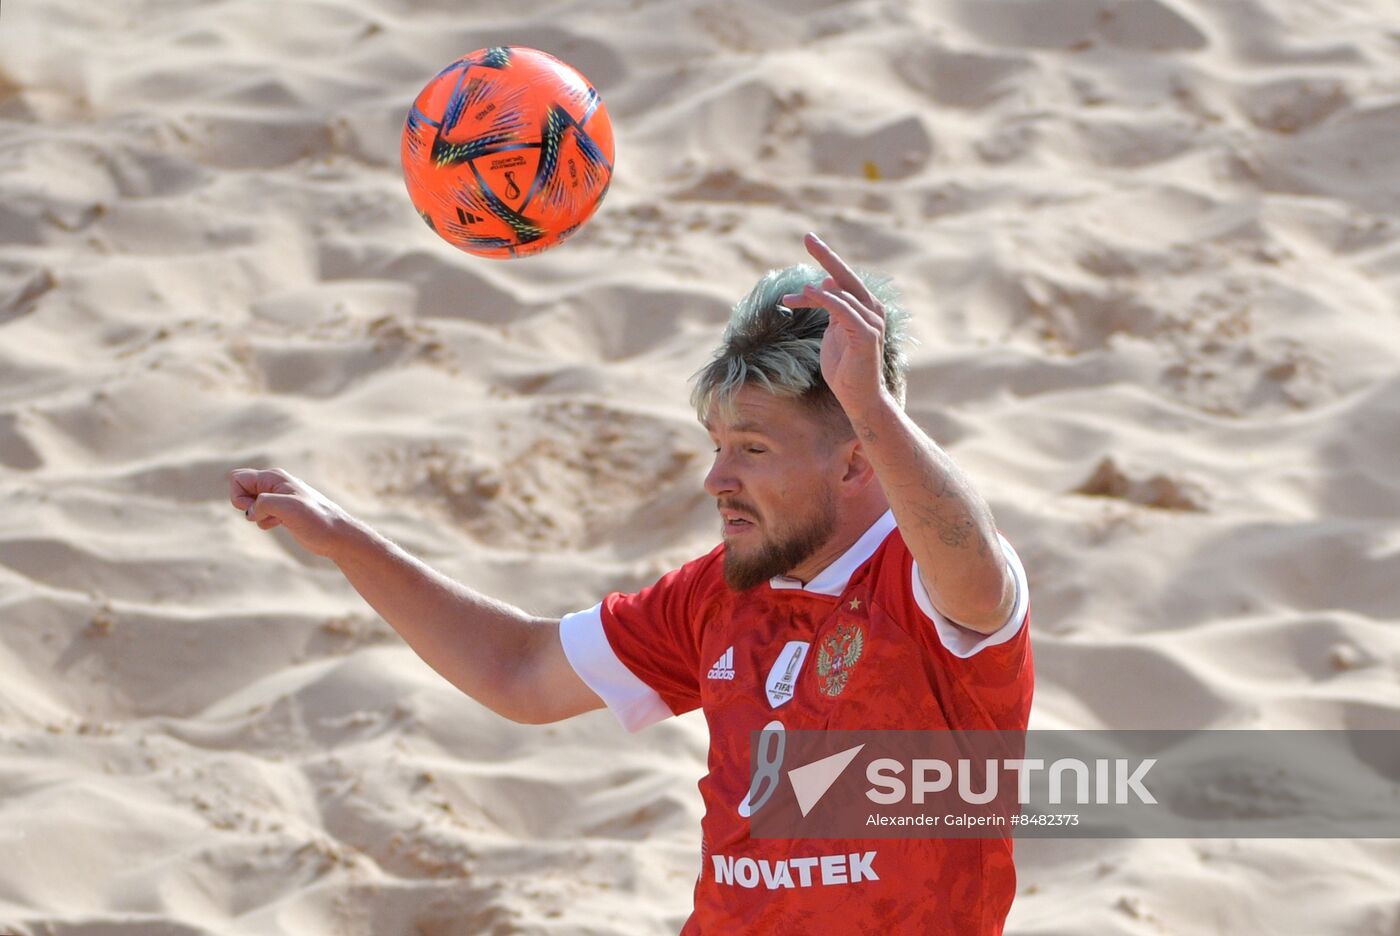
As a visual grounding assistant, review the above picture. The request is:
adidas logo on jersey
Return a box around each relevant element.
[707,646,736,681]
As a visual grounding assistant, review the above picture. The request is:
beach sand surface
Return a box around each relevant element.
[1,0,1399,932]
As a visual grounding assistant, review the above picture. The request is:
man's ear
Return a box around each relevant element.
[840,436,877,487]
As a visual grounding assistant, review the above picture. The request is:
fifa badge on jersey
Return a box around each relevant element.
[764,641,809,708]
[817,622,865,698]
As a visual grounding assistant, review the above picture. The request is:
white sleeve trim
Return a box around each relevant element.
[911,533,1029,659]
[559,603,674,733]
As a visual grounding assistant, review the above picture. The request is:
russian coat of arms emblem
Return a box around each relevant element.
[816,621,865,697]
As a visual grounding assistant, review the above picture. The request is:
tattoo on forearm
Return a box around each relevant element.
[910,450,1004,554]
[907,472,978,549]
[863,416,995,556]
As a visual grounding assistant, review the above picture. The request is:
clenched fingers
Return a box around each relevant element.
[228,467,296,512]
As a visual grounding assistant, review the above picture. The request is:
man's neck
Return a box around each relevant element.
[782,496,891,586]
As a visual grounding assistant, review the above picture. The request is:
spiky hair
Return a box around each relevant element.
[690,263,911,430]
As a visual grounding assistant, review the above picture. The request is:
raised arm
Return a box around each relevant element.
[782,234,1016,635]
[228,468,604,723]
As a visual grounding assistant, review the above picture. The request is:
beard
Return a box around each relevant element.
[722,491,838,592]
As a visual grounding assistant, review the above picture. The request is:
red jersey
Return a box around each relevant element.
[561,511,1033,934]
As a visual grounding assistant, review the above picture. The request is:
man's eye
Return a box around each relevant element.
[745,446,766,455]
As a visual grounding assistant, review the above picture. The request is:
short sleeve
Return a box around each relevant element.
[911,533,1030,659]
[559,553,712,732]
[895,532,1033,731]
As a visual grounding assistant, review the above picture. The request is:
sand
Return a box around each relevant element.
[2,0,1399,933]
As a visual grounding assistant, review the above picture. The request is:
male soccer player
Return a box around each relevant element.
[229,233,1032,934]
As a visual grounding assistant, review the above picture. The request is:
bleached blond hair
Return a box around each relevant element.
[690,263,911,434]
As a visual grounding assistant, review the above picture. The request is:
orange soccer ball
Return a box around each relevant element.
[401,46,615,259]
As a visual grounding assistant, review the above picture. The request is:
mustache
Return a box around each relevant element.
[718,498,761,522]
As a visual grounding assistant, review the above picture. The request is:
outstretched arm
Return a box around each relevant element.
[782,234,1015,635]
[228,468,604,723]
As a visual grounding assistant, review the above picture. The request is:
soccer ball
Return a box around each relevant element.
[401,46,615,260]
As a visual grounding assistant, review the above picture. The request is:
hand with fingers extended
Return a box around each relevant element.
[228,467,359,559]
[780,232,890,417]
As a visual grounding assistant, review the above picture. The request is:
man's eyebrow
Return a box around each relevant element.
[702,419,771,436]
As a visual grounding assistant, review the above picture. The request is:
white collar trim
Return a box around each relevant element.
[767,510,897,597]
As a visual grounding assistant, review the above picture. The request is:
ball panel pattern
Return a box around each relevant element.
[401,46,615,259]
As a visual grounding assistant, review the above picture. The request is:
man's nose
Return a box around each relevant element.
[703,454,739,498]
